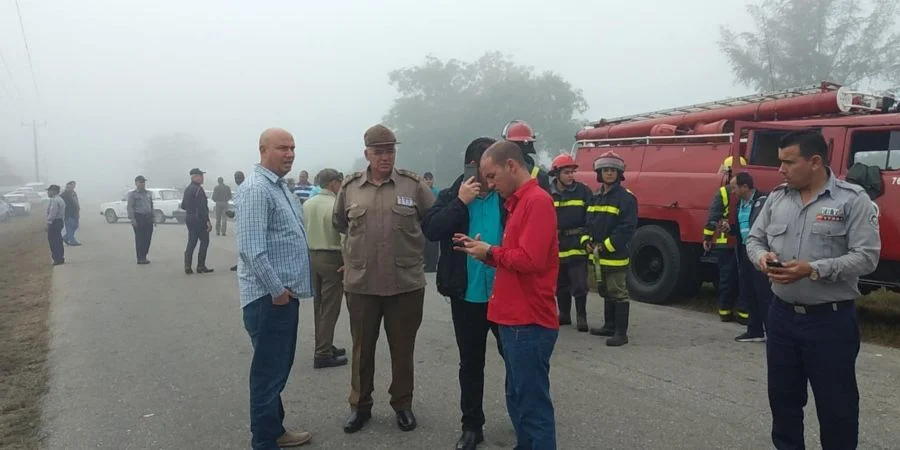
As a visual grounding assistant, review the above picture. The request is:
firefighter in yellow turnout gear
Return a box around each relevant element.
[703,156,750,324]
[585,151,637,347]
[549,154,593,331]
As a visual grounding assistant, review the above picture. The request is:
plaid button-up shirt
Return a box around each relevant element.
[235,164,312,308]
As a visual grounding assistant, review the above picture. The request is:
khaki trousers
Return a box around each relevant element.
[309,250,346,358]
[347,288,425,412]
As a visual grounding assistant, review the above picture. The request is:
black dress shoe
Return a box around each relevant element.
[185,267,193,274]
[229,265,237,271]
[396,409,417,432]
[196,266,214,274]
[456,430,484,450]
[314,354,348,369]
[332,346,346,357]
[343,410,371,434]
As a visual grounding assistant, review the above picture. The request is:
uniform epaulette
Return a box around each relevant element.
[834,178,865,195]
[396,168,421,181]
[773,183,790,191]
[342,171,364,187]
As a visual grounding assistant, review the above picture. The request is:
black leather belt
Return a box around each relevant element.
[560,227,586,237]
[774,297,854,315]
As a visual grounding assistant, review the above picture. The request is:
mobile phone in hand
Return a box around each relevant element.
[766,260,784,268]
[464,162,478,182]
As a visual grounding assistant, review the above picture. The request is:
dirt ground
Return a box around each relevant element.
[0,214,53,450]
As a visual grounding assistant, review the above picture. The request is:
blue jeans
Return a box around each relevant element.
[499,325,558,450]
[64,217,79,244]
[242,295,299,450]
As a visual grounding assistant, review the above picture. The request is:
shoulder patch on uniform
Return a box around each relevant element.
[396,168,421,181]
[342,171,363,187]
[870,201,880,229]
[834,178,865,194]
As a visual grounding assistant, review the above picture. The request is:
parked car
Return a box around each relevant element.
[1,194,32,216]
[8,188,42,204]
[0,198,11,222]
[100,188,183,224]
[172,190,234,223]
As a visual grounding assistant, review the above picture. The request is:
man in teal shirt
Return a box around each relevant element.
[731,172,772,342]
[421,138,505,450]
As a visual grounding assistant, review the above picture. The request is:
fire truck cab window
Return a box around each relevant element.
[850,130,900,171]
[748,130,791,167]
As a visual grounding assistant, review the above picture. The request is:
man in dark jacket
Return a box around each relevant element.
[181,168,213,274]
[60,180,81,246]
[585,151,637,347]
[421,137,505,450]
[731,172,773,342]
[703,156,749,324]
[549,154,592,331]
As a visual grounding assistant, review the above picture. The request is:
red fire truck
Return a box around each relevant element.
[572,82,898,304]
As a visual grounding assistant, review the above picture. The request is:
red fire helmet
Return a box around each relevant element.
[501,120,536,143]
[551,154,577,171]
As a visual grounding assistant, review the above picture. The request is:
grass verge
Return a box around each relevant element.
[0,214,53,449]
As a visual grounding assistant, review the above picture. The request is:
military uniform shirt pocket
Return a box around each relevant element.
[809,221,848,261]
[765,223,788,255]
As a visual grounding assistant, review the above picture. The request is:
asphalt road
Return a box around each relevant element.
[40,213,900,450]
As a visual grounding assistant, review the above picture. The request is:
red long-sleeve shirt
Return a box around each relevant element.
[486,179,560,330]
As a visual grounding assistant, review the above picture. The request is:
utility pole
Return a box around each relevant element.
[22,120,46,182]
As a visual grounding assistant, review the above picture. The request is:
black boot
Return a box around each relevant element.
[574,295,588,332]
[590,299,616,336]
[557,293,572,325]
[606,301,629,347]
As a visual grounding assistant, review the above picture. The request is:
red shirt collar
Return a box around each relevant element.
[504,178,538,212]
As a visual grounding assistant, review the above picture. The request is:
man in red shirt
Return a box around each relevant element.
[454,141,559,450]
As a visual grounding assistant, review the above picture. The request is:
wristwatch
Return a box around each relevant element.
[809,267,820,281]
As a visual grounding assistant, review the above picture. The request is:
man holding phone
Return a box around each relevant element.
[746,130,880,450]
[422,137,506,450]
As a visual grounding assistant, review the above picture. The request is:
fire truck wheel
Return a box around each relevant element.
[627,225,682,304]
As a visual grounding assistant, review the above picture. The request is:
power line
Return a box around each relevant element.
[0,48,22,100]
[14,0,40,99]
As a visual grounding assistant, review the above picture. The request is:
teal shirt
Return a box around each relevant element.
[738,191,755,242]
[464,191,502,303]
[430,186,440,198]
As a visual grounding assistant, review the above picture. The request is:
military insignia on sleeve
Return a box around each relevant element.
[870,201,880,229]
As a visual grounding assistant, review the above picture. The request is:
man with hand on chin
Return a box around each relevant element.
[454,141,559,450]
[236,128,314,449]
[746,130,880,450]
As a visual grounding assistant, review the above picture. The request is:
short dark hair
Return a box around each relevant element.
[483,141,527,168]
[734,171,754,189]
[316,168,342,187]
[779,130,828,162]
[423,171,434,180]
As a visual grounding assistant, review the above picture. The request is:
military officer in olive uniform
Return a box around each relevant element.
[332,124,436,435]
[747,130,880,450]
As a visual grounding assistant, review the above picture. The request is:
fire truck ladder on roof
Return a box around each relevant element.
[592,82,844,127]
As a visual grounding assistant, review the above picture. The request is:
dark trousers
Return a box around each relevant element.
[133,213,154,261]
[424,240,439,272]
[242,295,299,450]
[347,289,425,412]
[450,298,503,432]
[499,325,558,450]
[310,250,345,358]
[737,244,772,335]
[714,248,745,316]
[47,219,64,263]
[184,219,209,268]
[215,202,228,235]
[556,259,589,315]
[767,298,860,450]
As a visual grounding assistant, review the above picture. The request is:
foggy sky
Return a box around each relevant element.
[0,0,751,194]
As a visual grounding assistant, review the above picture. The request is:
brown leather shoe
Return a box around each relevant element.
[276,430,312,447]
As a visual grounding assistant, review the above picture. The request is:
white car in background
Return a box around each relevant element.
[100,188,183,224]
[1,193,32,216]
